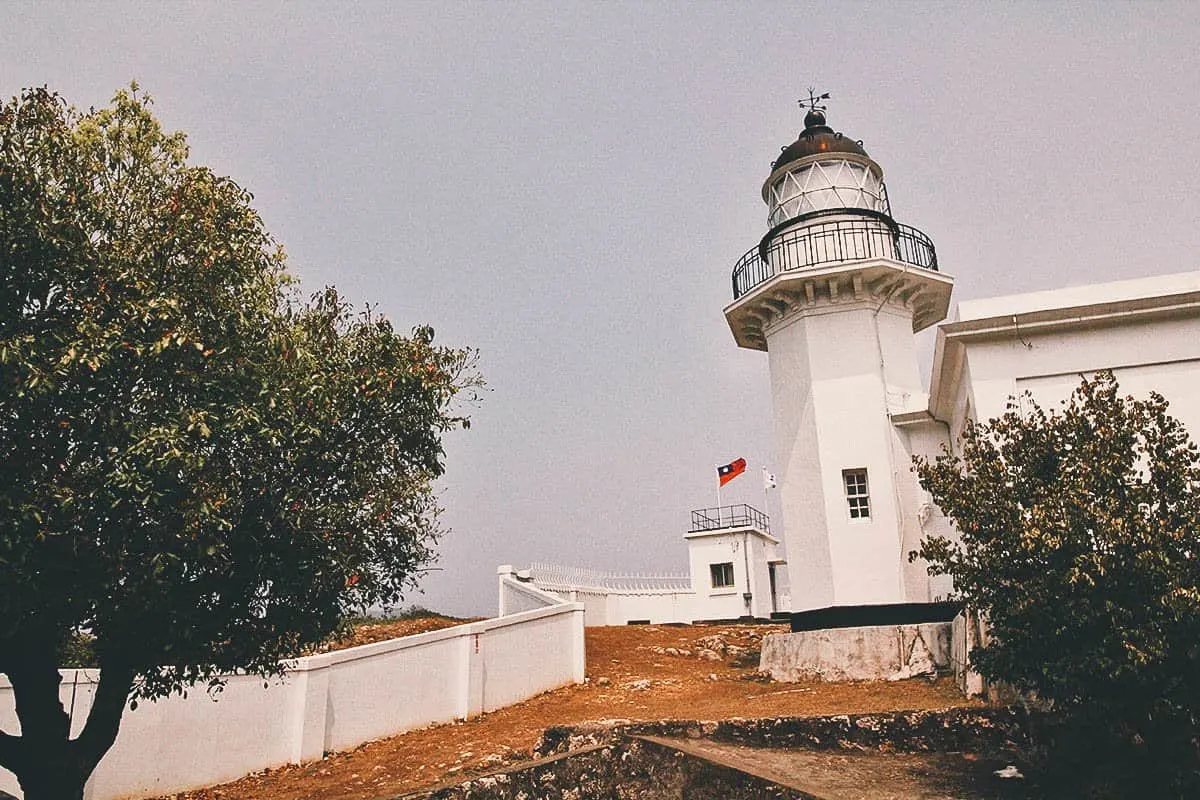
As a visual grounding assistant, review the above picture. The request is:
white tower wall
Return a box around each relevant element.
[767,299,926,610]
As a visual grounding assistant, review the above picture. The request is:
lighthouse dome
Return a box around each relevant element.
[771,109,869,171]
[763,107,889,229]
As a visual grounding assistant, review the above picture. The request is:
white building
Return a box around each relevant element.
[928,272,1200,442]
[724,100,1200,659]
[511,504,788,626]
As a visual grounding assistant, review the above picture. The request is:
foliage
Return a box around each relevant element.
[913,371,1200,791]
[388,604,457,620]
[0,85,479,798]
[57,631,98,669]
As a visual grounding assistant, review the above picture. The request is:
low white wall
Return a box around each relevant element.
[534,585,698,626]
[759,622,952,682]
[497,566,566,616]
[0,602,584,800]
[567,589,611,625]
[607,590,696,625]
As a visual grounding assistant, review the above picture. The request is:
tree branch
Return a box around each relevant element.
[72,663,134,775]
[0,729,22,775]
[7,643,70,746]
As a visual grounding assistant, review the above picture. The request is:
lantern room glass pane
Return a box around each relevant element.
[768,160,888,228]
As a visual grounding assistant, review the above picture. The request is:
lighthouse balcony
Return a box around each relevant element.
[732,213,938,301]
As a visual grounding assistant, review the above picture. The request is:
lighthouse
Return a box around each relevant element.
[724,94,954,621]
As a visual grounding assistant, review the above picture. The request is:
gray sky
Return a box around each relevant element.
[5,1,1200,616]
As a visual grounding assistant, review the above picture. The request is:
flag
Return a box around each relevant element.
[717,457,747,487]
[762,467,778,490]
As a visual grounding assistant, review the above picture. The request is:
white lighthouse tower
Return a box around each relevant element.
[724,94,954,621]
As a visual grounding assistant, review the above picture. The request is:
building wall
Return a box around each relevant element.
[685,530,752,619]
[957,308,1200,431]
[892,417,955,601]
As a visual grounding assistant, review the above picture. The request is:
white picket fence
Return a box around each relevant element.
[0,592,584,800]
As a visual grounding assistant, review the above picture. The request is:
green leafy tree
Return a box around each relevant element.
[0,86,478,799]
[913,371,1200,787]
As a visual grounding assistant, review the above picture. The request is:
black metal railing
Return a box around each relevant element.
[732,214,938,300]
[690,504,771,534]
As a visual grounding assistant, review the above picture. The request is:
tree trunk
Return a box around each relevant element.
[0,633,132,800]
[15,751,88,800]
[2,633,87,800]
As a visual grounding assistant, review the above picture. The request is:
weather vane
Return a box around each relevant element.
[798,88,830,115]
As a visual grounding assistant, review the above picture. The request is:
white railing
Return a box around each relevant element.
[0,601,584,800]
[529,562,692,593]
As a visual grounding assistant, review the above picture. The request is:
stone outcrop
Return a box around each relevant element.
[535,708,1027,758]
[401,738,810,799]
[402,709,1030,799]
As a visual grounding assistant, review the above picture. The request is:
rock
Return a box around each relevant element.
[626,679,652,691]
[707,673,719,681]
[595,676,611,686]
[994,765,1024,779]
[697,648,722,661]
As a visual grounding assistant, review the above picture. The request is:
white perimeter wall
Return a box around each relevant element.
[0,600,584,800]
[532,585,697,626]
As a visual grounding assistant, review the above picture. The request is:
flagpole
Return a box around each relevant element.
[715,465,722,510]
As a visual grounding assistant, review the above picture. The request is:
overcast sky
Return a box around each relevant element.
[5,1,1200,616]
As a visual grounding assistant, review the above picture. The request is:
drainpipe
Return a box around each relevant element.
[742,531,753,617]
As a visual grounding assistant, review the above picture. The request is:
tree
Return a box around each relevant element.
[913,371,1200,787]
[0,86,479,799]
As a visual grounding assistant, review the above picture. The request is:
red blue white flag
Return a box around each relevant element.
[717,458,747,487]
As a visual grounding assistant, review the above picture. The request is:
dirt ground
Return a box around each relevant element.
[155,623,976,800]
[309,615,479,653]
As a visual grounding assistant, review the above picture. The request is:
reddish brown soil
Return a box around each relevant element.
[310,615,478,654]
[155,624,976,800]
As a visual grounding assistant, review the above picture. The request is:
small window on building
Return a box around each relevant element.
[843,469,871,519]
[710,562,735,588]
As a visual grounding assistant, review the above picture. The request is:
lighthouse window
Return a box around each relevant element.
[710,562,735,588]
[843,469,871,519]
